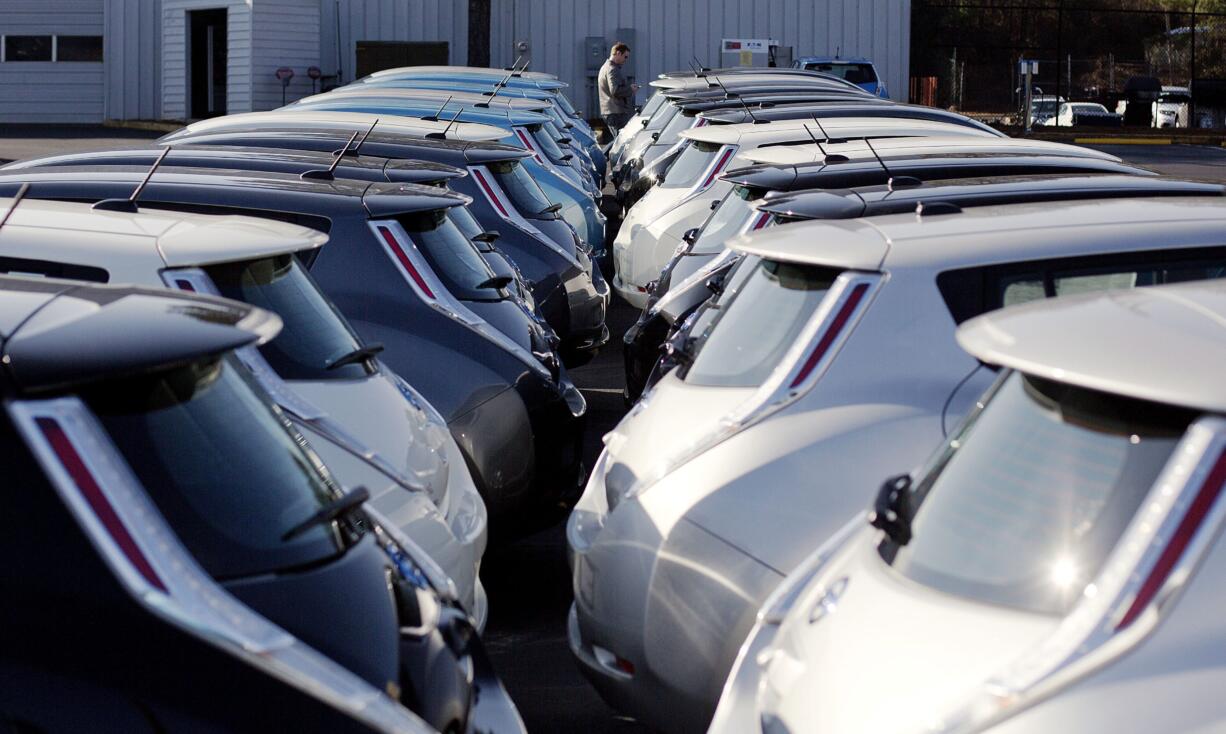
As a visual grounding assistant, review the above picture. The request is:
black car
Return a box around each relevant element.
[4,146,547,324]
[151,124,609,363]
[0,276,522,732]
[0,167,587,531]
[621,154,1165,402]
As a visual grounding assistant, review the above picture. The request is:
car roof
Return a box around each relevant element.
[671,91,891,111]
[679,117,998,146]
[652,73,866,93]
[4,146,467,182]
[722,154,1154,193]
[303,87,551,111]
[699,102,1001,134]
[0,167,471,223]
[796,56,875,64]
[957,279,1226,413]
[0,195,328,268]
[162,111,511,143]
[283,99,552,126]
[742,136,1121,165]
[758,174,1222,220]
[365,65,559,81]
[729,197,1226,274]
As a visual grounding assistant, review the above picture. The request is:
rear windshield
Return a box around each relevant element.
[692,190,757,255]
[530,124,568,162]
[685,259,840,387]
[489,159,556,218]
[398,209,502,300]
[884,372,1194,616]
[804,62,878,84]
[85,357,353,580]
[450,203,485,240]
[661,141,723,190]
[659,111,699,143]
[647,103,680,131]
[640,93,665,119]
[205,254,369,381]
[553,93,578,117]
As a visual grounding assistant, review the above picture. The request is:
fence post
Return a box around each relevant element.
[1055,0,1064,126]
[1190,1,1198,125]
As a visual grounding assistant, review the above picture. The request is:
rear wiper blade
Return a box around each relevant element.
[325,342,385,370]
[538,202,564,215]
[282,486,370,541]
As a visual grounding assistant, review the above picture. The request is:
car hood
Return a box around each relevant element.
[289,373,451,505]
[759,535,1056,734]
[603,372,756,500]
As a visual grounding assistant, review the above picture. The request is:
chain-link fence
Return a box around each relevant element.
[911,2,1226,127]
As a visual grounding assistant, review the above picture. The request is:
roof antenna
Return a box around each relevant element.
[803,124,847,164]
[711,75,740,100]
[733,93,763,124]
[0,183,30,233]
[864,138,921,191]
[302,130,360,181]
[690,57,705,77]
[426,105,465,139]
[93,146,172,213]
[810,116,848,145]
[503,54,523,73]
[422,95,453,122]
[335,118,378,157]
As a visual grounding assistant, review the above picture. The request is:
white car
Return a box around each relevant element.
[742,135,1120,167]
[609,92,667,163]
[713,278,1226,734]
[569,191,1226,733]
[611,118,1002,308]
[0,198,490,627]
[1041,102,1120,127]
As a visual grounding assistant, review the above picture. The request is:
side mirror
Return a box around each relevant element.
[682,227,701,246]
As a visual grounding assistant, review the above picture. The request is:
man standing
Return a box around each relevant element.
[598,42,639,142]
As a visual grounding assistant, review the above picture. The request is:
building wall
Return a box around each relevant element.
[105,0,162,121]
[319,0,467,87]
[161,0,253,120]
[490,0,911,117]
[0,0,106,123]
[252,0,320,109]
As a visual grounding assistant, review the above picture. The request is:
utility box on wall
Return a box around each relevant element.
[720,38,783,68]
[583,36,607,119]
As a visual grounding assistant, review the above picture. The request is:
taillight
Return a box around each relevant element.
[36,416,167,593]
[789,282,870,389]
[376,225,435,299]
[470,167,510,218]
[1116,447,1226,630]
[695,118,709,128]
[699,147,736,190]
[515,128,542,161]
[750,211,772,231]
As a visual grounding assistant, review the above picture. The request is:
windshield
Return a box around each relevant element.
[528,124,568,162]
[885,372,1194,616]
[692,189,757,255]
[1031,99,1060,114]
[205,255,368,381]
[685,259,840,387]
[640,93,665,119]
[661,141,722,190]
[489,159,556,218]
[450,203,485,240]
[552,93,578,117]
[647,103,680,131]
[398,209,501,300]
[85,357,352,580]
[804,62,878,84]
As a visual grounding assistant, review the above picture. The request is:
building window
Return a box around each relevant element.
[56,36,104,62]
[0,35,104,63]
[3,36,53,62]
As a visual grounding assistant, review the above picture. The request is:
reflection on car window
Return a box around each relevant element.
[686,260,839,387]
[692,193,755,255]
[399,209,500,300]
[886,373,1193,615]
[86,357,350,579]
[489,159,555,217]
[661,141,722,190]
[207,255,368,380]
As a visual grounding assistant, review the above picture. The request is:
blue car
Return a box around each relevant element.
[792,56,888,98]
[285,93,607,252]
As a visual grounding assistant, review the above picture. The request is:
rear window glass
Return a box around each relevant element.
[531,124,568,162]
[85,357,351,580]
[661,141,722,190]
[685,259,840,387]
[659,111,699,143]
[489,159,555,218]
[937,247,1226,324]
[884,372,1194,615]
[803,62,878,84]
[399,209,500,300]
[692,190,757,255]
[205,254,368,381]
[647,103,680,131]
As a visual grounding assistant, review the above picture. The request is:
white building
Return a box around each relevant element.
[0,0,909,123]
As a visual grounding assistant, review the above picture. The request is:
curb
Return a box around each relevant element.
[103,119,184,134]
[1072,137,1174,145]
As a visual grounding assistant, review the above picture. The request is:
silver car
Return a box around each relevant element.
[714,278,1226,734]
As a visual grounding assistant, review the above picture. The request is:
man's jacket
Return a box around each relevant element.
[598,59,634,115]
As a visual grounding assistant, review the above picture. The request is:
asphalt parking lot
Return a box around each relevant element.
[3,129,1226,732]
